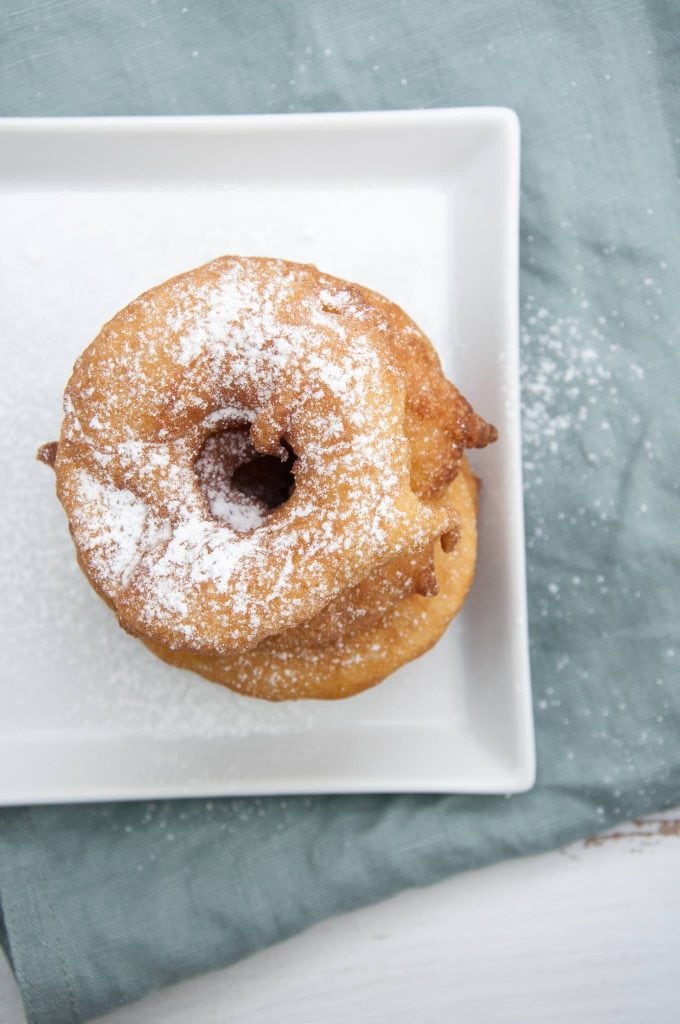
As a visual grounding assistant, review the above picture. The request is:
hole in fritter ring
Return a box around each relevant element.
[232,443,296,508]
[194,424,296,533]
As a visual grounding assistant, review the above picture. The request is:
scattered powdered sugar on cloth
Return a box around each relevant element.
[519,259,674,818]
[522,295,640,475]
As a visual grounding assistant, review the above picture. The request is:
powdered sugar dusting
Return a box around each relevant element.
[59,257,452,656]
[194,429,270,533]
[73,470,170,587]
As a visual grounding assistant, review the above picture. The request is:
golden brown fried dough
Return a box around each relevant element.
[53,257,458,657]
[144,463,478,700]
[354,283,497,497]
[43,257,497,701]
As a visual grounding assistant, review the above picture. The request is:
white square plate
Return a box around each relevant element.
[0,109,533,803]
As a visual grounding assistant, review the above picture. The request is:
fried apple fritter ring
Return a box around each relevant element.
[51,257,461,656]
[143,462,478,700]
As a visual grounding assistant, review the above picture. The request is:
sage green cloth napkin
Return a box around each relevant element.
[1,2,679,1022]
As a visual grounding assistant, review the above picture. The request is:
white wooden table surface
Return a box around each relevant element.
[1,812,678,1024]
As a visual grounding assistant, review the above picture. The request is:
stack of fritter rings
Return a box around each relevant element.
[43,257,497,700]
